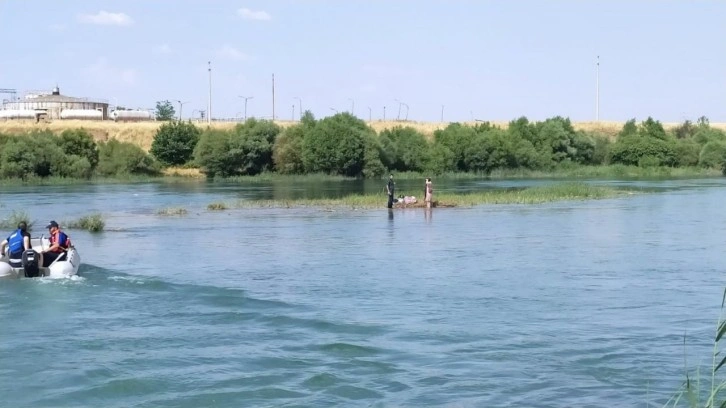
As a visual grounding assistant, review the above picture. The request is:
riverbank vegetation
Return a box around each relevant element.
[0,129,160,180]
[1,115,725,182]
[159,113,726,179]
[202,182,632,210]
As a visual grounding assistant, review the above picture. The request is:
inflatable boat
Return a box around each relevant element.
[0,236,80,278]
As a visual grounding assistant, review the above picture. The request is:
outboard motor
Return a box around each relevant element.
[22,249,40,278]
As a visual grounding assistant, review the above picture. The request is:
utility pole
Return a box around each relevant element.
[272,73,275,120]
[403,103,409,121]
[441,105,444,122]
[368,106,372,122]
[207,61,212,124]
[596,55,600,121]
[238,96,253,121]
[383,106,386,121]
[349,98,355,116]
[291,104,295,121]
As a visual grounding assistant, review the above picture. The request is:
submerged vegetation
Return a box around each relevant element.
[156,206,188,216]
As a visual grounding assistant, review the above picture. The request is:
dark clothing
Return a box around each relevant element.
[42,251,65,267]
[387,179,395,208]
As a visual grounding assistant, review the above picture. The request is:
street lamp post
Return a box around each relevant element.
[368,106,372,122]
[596,55,600,121]
[348,98,355,116]
[383,106,386,121]
[207,61,212,124]
[441,105,444,122]
[330,107,338,114]
[176,100,189,121]
[239,96,253,121]
[395,99,403,121]
[294,97,302,118]
[402,103,409,121]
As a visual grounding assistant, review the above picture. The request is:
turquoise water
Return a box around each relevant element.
[1,178,725,407]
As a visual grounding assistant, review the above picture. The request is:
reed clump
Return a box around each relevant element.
[0,210,32,230]
[664,288,726,407]
[156,206,188,216]
[65,213,105,232]
[207,202,228,211]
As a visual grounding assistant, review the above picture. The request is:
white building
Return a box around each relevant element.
[0,86,109,120]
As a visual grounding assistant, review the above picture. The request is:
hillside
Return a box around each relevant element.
[0,119,723,152]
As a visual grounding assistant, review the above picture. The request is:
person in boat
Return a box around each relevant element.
[1,222,32,266]
[41,220,71,267]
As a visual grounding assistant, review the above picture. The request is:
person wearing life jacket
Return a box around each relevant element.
[41,220,71,267]
[1,222,32,266]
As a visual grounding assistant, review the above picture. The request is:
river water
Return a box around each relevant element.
[0,178,724,407]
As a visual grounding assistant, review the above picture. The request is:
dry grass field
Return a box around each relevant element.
[1,119,724,152]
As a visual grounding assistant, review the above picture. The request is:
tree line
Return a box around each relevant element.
[0,129,160,180]
[1,113,724,181]
[150,113,726,178]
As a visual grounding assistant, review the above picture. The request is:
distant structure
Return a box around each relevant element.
[0,86,109,121]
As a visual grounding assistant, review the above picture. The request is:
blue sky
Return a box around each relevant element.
[1,1,724,123]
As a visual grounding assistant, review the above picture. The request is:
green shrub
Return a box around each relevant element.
[424,144,456,175]
[379,126,430,172]
[272,125,305,174]
[195,119,280,178]
[698,141,726,168]
[362,132,386,178]
[433,123,476,171]
[302,113,367,176]
[674,140,701,167]
[151,121,201,166]
[591,135,611,165]
[97,139,161,176]
[608,135,678,167]
[59,129,99,170]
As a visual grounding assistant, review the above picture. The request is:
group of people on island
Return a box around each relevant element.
[0,220,71,268]
[386,174,433,209]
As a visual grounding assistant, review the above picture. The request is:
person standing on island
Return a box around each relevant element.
[386,174,395,209]
[424,177,433,209]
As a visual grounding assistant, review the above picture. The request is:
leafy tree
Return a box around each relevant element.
[155,100,176,121]
[59,129,99,170]
[379,126,429,172]
[272,125,306,174]
[302,113,367,176]
[698,141,726,168]
[195,119,281,177]
[618,119,638,139]
[150,121,201,166]
[638,117,667,140]
[433,123,476,171]
[424,144,456,175]
[97,139,161,176]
